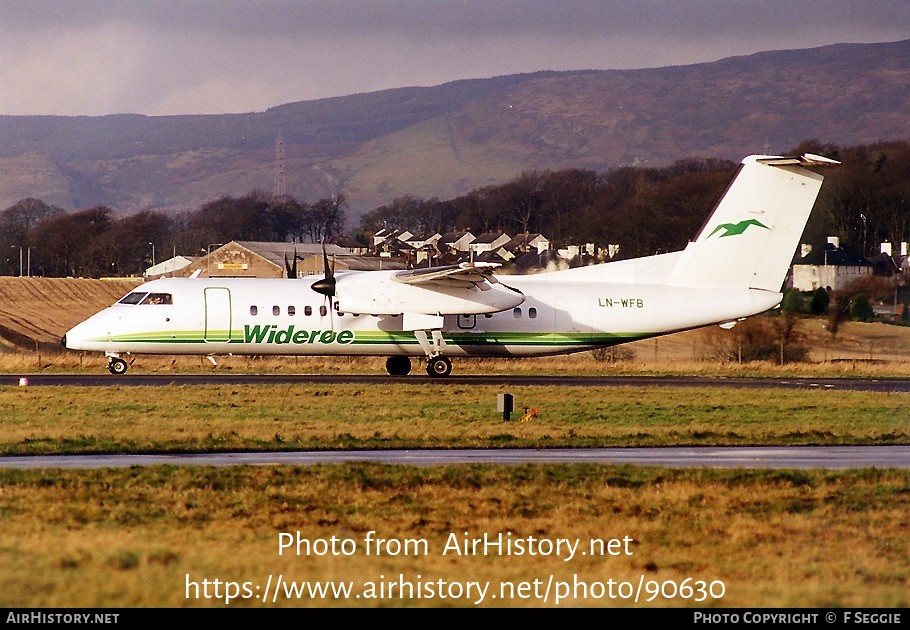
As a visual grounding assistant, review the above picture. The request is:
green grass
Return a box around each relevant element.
[0,384,906,455]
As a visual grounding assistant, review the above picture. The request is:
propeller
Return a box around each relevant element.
[310,242,337,330]
[284,246,299,278]
[310,244,336,297]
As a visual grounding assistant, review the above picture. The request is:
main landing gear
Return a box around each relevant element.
[107,355,129,375]
[413,328,454,378]
[384,354,453,378]
[425,354,452,378]
[384,328,454,378]
[385,355,412,376]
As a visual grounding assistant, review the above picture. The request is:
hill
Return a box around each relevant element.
[0,40,908,221]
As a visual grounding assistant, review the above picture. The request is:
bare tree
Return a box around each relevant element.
[305,194,347,243]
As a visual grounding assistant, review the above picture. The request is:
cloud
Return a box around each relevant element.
[0,21,149,115]
[0,1,907,116]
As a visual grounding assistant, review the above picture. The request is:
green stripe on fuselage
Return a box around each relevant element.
[92,328,649,348]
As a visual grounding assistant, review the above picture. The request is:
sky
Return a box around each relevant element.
[1,1,908,117]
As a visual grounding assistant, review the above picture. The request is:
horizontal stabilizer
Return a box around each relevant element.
[755,154,841,167]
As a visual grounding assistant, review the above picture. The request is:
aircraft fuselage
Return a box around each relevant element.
[63,276,780,358]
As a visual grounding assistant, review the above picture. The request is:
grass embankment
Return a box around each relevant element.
[0,276,141,351]
[0,465,905,607]
[0,384,906,455]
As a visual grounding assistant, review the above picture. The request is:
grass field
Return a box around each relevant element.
[0,380,906,608]
[0,465,906,608]
[0,383,907,455]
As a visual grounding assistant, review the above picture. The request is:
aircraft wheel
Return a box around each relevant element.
[425,355,452,378]
[107,358,128,375]
[385,355,411,376]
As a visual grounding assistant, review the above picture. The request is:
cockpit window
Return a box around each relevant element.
[118,292,148,305]
[140,293,173,305]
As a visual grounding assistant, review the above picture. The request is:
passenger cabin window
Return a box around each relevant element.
[288,306,296,316]
[250,305,258,316]
[319,305,327,317]
[118,292,147,305]
[140,293,172,305]
[273,305,280,316]
[513,307,522,318]
[528,307,537,319]
[304,306,312,316]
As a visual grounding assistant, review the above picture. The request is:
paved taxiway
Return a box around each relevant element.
[0,446,907,470]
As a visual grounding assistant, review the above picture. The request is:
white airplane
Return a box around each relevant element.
[63,154,839,377]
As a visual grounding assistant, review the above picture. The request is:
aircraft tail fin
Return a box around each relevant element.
[668,153,839,291]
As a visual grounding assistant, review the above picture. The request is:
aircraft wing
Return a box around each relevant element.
[333,262,523,315]
[392,262,502,290]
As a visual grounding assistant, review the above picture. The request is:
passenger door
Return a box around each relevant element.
[204,287,232,342]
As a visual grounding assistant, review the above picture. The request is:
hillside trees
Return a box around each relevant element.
[303,195,347,244]
[30,206,115,277]
[536,168,602,244]
[811,140,910,257]
[0,198,64,275]
[106,210,174,275]
[187,191,285,245]
[24,207,174,277]
[182,191,347,249]
[359,195,459,235]
[356,159,740,255]
[1,191,349,277]
[3,138,907,277]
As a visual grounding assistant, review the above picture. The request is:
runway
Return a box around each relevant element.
[3,373,910,391]
[0,446,907,470]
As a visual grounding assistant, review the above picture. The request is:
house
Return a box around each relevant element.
[468,232,511,255]
[439,230,475,254]
[402,233,442,266]
[790,238,872,291]
[503,233,550,256]
[371,228,393,248]
[404,232,442,249]
[372,229,413,252]
[332,235,371,256]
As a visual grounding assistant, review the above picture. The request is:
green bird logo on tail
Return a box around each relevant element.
[707,219,770,238]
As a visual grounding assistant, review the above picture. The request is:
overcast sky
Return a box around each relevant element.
[1,1,907,117]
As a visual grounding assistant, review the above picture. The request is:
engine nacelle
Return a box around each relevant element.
[330,270,524,315]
